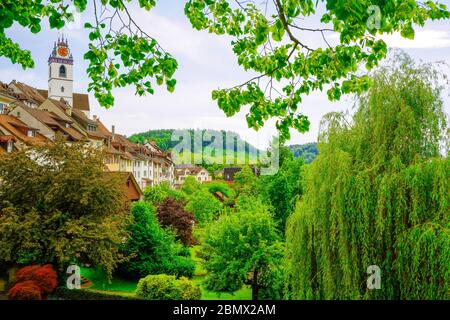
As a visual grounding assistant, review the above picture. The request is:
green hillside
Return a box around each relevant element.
[128,129,318,165]
[288,143,318,164]
[128,129,261,156]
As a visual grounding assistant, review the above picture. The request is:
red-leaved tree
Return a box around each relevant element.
[157,198,197,246]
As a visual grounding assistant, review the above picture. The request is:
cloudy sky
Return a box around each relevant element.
[1,0,449,148]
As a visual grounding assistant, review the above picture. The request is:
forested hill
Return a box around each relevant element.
[128,129,261,154]
[128,129,318,163]
[288,143,318,164]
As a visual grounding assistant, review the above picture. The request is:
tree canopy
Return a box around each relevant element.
[0,140,128,277]
[258,151,303,231]
[185,189,223,224]
[1,1,448,139]
[118,202,195,279]
[285,55,449,300]
[202,196,283,300]
[157,198,197,246]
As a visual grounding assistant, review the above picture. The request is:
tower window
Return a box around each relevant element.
[61,86,65,93]
[59,65,67,78]
[49,66,51,77]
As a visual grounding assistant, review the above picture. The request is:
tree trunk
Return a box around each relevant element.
[252,268,259,300]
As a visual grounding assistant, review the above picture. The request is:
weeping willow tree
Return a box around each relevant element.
[285,53,449,300]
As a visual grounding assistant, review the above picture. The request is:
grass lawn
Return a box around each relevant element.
[81,265,251,300]
[81,267,137,292]
[192,275,252,300]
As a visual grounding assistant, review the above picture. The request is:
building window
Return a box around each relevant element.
[59,65,67,78]
[6,141,13,153]
[87,124,96,132]
[65,123,70,128]
[0,103,6,114]
[61,86,65,93]
[27,129,35,137]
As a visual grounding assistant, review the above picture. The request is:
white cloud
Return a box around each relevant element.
[382,29,450,49]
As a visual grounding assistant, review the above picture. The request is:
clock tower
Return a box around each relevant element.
[48,35,74,106]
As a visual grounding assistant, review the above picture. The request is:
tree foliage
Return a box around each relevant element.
[285,55,449,300]
[204,181,236,200]
[232,166,258,196]
[185,189,223,224]
[258,152,303,231]
[2,1,448,138]
[181,176,202,196]
[0,140,128,277]
[157,198,197,246]
[118,202,195,279]
[144,181,187,205]
[0,0,177,108]
[186,0,449,140]
[202,197,284,300]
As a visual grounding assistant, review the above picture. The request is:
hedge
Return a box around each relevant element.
[136,274,201,300]
[53,287,143,300]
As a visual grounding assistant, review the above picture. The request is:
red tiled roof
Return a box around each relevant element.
[10,81,46,104]
[0,135,16,142]
[0,82,19,100]
[0,114,48,145]
[38,89,90,112]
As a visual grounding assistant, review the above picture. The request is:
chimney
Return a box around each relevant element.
[111,125,115,141]
[61,98,72,116]
[93,115,99,121]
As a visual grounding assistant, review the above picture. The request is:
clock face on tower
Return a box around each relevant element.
[57,46,69,57]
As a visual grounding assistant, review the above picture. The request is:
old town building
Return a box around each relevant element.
[0,37,176,196]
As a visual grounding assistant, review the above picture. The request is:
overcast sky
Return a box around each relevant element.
[1,0,449,148]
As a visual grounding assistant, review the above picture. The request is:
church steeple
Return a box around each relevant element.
[48,35,73,106]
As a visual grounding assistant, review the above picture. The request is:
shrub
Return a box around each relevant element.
[14,265,41,282]
[157,198,197,246]
[9,280,42,300]
[15,264,58,295]
[136,274,201,300]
